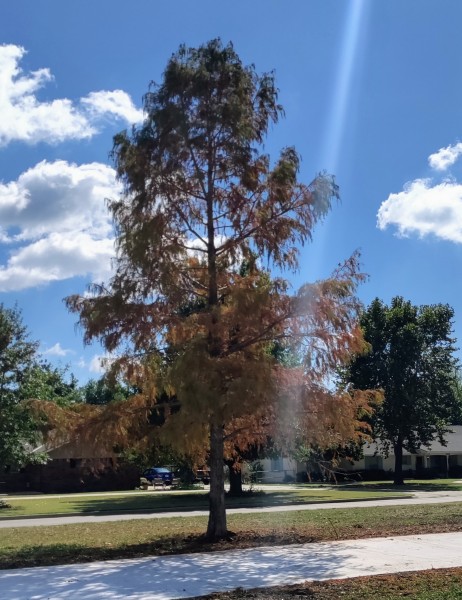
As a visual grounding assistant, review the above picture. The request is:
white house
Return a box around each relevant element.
[349,426,462,477]
[251,426,462,482]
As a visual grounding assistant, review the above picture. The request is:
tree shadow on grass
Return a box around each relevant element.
[66,492,211,515]
[63,490,326,516]
[1,538,195,570]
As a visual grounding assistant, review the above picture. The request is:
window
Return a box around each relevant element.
[365,455,383,470]
[271,457,283,471]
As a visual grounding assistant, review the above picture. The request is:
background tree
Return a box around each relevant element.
[82,376,133,405]
[344,296,460,485]
[450,368,462,425]
[22,361,82,407]
[65,39,373,539]
[0,304,38,468]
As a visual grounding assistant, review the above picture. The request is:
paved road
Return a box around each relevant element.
[1,490,462,528]
[1,531,462,599]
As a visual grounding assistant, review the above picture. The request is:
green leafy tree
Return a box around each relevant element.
[120,442,190,475]
[21,361,82,407]
[82,377,133,405]
[65,39,371,539]
[0,305,38,468]
[344,297,460,485]
[451,368,462,425]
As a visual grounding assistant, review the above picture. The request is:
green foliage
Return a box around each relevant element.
[0,304,39,468]
[18,361,83,465]
[0,307,83,468]
[344,296,460,483]
[120,442,188,473]
[267,340,301,368]
[82,377,133,405]
[451,368,462,425]
[21,361,82,406]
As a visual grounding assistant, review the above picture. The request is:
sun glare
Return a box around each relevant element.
[321,0,370,173]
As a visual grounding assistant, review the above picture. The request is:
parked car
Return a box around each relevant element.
[143,467,174,485]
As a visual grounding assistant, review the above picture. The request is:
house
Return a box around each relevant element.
[252,456,298,483]
[1,440,138,494]
[249,426,462,483]
[343,426,462,478]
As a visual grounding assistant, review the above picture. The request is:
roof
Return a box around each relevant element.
[31,440,114,460]
[363,426,462,456]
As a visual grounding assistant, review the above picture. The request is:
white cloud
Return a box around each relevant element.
[0,160,119,241]
[76,357,87,369]
[44,342,73,357]
[0,44,142,146]
[0,160,118,291]
[428,142,462,171]
[377,178,462,244]
[89,354,116,374]
[89,355,105,374]
[82,90,144,124]
[0,232,116,291]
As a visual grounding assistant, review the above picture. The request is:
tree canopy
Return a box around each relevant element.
[82,376,133,405]
[22,361,81,407]
[0,304,39,468]
[344,296,460,484]
[65,39,373,538]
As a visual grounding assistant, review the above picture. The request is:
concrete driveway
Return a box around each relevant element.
[1,531,462,599]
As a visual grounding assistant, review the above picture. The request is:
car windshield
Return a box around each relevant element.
[154,468,170,473]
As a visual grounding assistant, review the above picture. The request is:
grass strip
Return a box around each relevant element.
[192,568,462,599]
[0,488,407,518]
[1,502,462,569]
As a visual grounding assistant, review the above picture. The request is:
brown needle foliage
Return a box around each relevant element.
[34,40,378,539]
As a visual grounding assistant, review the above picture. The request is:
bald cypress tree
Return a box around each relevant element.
[66,40,372,539]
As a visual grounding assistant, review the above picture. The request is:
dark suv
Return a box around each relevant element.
[143,467,174,485]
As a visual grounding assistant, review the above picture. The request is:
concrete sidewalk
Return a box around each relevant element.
[1,531,462,599]
[2,490,462,528]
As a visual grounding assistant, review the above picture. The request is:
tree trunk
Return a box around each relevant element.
[204,143,228,539]
[226,459,243,496]
[393,438,404,485]
[207,423,228,539]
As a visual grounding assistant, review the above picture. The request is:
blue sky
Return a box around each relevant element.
[1,0,462,383]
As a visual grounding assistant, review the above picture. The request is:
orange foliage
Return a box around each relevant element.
[57,40,379,537]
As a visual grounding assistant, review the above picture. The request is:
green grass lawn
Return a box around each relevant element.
[2,483,462,597]
[345,478,462,492]
[2,501,462,569]
[0,486,409,518]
